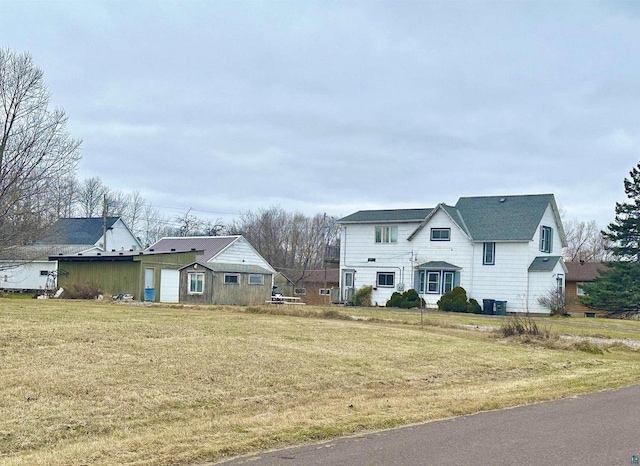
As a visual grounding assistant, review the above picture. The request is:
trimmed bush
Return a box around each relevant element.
[467,298,482,314]
[385,289,425,309]
[437,286,468,312]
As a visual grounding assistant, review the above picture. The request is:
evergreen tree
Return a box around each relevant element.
[581,262,640,314]
[583,162,640,315]
[602,162,640,262]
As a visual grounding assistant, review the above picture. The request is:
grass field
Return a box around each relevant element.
[1,299,640,466]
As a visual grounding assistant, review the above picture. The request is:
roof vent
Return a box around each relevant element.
[191,248,196,251]
[119,252,123,256]
[111,249,116,252]
[367,258,376,262]
[543,258,549,262]
[171,248,176,252]
[149,248,154,252]
[499,198,506,203]
[97,253,101,256]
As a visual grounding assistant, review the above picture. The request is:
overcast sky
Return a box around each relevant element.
[2,0,639,228]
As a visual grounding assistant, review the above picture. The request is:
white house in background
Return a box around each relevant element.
[337,194,567,315]
[0,217,142,292]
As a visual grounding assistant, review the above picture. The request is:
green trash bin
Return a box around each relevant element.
[482,299,495,315]
[495,300,507,316]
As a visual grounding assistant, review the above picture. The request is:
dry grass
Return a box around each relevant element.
[1,300,640,466]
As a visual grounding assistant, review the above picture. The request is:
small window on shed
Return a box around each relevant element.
[248,274,264,285]
[294,288,306,295]
[224,274,239,285]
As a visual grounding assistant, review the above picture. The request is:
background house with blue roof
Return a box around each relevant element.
[337,194,567,314]
[0,217,142,292]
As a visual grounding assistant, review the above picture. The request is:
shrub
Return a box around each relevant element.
[62,282,103,299]
[467,298,482,314]
[437,287,468,312]
[385,289,425,309]
[353,285,373,307]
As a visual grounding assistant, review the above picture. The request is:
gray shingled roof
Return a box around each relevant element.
[455,194,554,241]
[340,194,562,243]
[417,261,461,270]
[35,217,120,245]
[148,236,238,262]
[528,256,563,272]
[338,208,433,224]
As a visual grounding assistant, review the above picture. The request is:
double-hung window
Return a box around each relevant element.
[430,228,451,241]
[483,242,495,265]
[377,272,395,287]
[540,226,553,253]
[427,272,440,293]
[375,226,398,243]
[188,272,204,294]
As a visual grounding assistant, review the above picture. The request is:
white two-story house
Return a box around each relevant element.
[338,194,567,315]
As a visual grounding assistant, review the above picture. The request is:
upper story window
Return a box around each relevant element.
[430,228,451,241]
[483,242,495,265]
[375,226,398,243]
[540,226,553,253]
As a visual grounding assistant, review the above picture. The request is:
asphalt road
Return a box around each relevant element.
[215,384,640,466]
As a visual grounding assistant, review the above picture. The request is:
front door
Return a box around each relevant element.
[342,270,354,303]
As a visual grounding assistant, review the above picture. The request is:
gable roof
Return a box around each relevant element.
[0,244,93,261]
[149,236,238,262]
[455,194,558,242]
[528,256,564,272]
[339,208,433,224]
[36,217,121,245]
[565,261,608,282]
[340,194,565,244]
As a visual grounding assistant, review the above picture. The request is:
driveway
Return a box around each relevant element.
[215,384,640,466]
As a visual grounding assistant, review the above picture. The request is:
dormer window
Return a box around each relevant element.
[375,226,398,243]
[430,228,451,241]
[540,226,553,253]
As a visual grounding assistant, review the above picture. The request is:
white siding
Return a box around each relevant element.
[102,219,142,252]
[468,241,530,312]
[212,237,275,272]
[0,261,56,290]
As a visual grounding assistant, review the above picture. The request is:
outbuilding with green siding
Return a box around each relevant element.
[51,249,201,302]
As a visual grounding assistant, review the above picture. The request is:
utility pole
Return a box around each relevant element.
[102,194,108,252]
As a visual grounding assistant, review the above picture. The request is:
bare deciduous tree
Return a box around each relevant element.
[77,177,107,218]
[0,48,81,252]
[562,218,612,262]
[231,206,337,283]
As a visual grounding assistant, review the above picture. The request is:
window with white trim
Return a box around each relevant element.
[188,272,204,294]
[483,242,495,265]
[419,270,459,295]
[224,274,239,285]
[430,228,451,241]
[377,272,395,287]
[375,226,398,243]
[427,272,440,293]
[540,226,553,253]
[248,274,264,285]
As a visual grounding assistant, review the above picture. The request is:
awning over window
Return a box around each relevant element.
[416,261,461,271]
